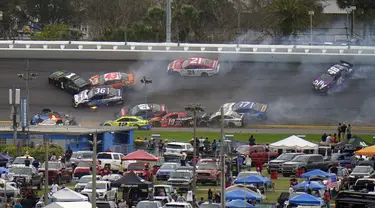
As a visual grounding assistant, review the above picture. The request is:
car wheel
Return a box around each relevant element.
[201,72,208,77]
[153,121,161,127]
[104,124,111,126]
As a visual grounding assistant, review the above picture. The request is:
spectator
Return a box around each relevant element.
[290,176,298,186]
[342,165,350,177]
[212,140,217,153]
[341,123,347,141]
[207,189,213,202]
[324,189,331,208]
[118,199,128,208]
[236,155,244,173]
[249,135,256,146]
[187,190,193,205]
[1,170,6,179]
[245,155,252,171]
[65,146,72,162]
[329,166,338,175]
[321,133,327,142]
[346,124,352,140]
[337,123,342,141]
[24,156,31,167]
[176,193,186,202]
[215,140,221,158]
[333,133,337,143]
[325,134,332,143]
[50,152,57,161]
[159,140,164,156]
[51,181,59,194]
[198,197,204,205]
[214,191,220,203]
[13,199,23,208]
[172,138,176,142]
[288,186,294,194]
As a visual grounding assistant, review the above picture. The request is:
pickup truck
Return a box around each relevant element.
[281,154,338,177]
[267,153,304,173]
[39,161,73,184]
[81,181,118,201]
[235,145,278,165]
[9,166,43,189]
[167,170,193,192]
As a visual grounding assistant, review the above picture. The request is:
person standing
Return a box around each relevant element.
[337,123,342,141]
[207,188,213,203]
[325,134,332,143]
[245,155,252,171]
[51,181,59,194]
[346,124,352,141]
[186,190,193,205]
[65,146,72,162]
[341,123,347,141]
[13,199,23,208]
[324,189,331,208]
[50,152,57,161]
[249,135,256,146]
[215,140,221,158]
[321,133,327,142]
[236,155,244,173]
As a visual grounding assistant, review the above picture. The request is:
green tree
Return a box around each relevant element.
[31,24,83,40]
[144,6,166,42]
[176,4,200,42]
[264,0,322,38]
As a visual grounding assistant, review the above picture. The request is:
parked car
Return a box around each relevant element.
[348,166,375,186]
[127,162,153,181]
[235,145,278,165]
[156,163,180,181]
[9,166,43,189]
[267,153,304,173]
[96,201,118,208]
[38,161,73,184]
[102,174,122,182]
[97,152,125,172]
[74,161,99,179]
[74,175,102,192]
[9,156,36,168]
[281,154,338,177]
[164,142,194,160]
[81,181,118,201]
[199,203,221,208]
[153,185,175,204]
[196,163,221,185]
[70,151,94,168]
[136,200,163,208]
[165,202,193,208]
[167,170,193,192]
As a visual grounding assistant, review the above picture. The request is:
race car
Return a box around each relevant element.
[102,116,151,130]
[117,104,168,119]
[73,87,123,108]
[209,110,244,128]
[150,112,194,127]
[30,109,77,125]
[89,72,136,89]
[312,61,354,93]
[232,101,268,121]
[167,57,220,77]
[48,70,90,94]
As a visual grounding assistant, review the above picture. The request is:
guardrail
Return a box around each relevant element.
[1,40,375,63]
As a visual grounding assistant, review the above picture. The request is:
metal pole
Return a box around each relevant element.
[352,10,355,38]
[12,105,17,146]
[220,107,225,208]
[166,0,172,42]
[310,14,313,44]
[144,83,148,120]
[26,59,30,146]
[192,110,197,205]
[346,11,349,41]
[44,139,49,205]
[4,179,7,204]
[92,133,97,208]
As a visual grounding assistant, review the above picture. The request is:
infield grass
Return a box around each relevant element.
[134,130,374,144]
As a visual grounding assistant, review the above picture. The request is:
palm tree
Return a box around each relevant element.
[264,0,321,39]
[179,4,200,42]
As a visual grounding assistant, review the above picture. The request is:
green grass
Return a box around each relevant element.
[134,130,375,144]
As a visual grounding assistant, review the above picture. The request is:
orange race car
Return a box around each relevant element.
[89,72,135,89]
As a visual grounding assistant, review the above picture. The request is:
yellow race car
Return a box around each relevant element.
[102,116,152,130]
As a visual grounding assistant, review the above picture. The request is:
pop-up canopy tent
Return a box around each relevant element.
[50,188,88,202]
[269,135,318,152]
[293,181,326,191]
[121,150,159,161]
[226,199,255,208]
[234,175,271,185]
[225,189,262,201]
[226,185,264,199]
[300,169,331,179]
[44,202,94,208]
[112,171,152,188]
[288,193,323,206]
[355,145,375,156]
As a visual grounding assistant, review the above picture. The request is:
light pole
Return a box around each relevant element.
[17,59,37,146]
[184,104,204,205]
[140,77,152,120]
[44,137,49,205]
[89,132,101,208]
[350,6,356,38]
[166,0,172,42]
[308,11,314,45]
[219,106,225,208]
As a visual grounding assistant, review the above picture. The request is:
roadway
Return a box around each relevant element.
[0,59,375,127]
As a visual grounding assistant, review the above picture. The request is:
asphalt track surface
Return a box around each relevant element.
[0,59,375,126]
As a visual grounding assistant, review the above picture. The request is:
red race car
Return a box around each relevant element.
[150,112,194,127]
[89,72,136,89]
[167,57,220,77]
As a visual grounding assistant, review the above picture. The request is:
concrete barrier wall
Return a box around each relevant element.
[1,40,375,63]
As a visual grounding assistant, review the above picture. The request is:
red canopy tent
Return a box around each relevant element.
[121,150,159,161]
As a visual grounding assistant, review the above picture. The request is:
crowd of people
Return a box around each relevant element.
[321,122,352,144]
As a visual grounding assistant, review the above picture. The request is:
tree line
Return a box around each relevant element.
[0,0,374,43]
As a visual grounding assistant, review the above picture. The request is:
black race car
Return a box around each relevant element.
[312,61,354,93]
[48,70,90,94]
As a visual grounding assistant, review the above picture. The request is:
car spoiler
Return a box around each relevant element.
[340,60,353,67]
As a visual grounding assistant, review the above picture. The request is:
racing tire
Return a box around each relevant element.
[153,121,161,127]
[104,124,111,126]
[201,72,209,77]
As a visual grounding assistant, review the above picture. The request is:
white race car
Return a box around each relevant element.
[209,104,244,128]
[167,57,220,77]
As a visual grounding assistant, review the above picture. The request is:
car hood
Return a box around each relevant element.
[75,183,87,187]
[168,60,184,70]
[168,178,190,182]
[313,77,329,89]
[350,173,370,177]
[74,90,89,103]
[270,160,287,164]
[197,170,216,173]
[39,168,59,171]
[283,162,304,166]
[158,169,174,173]
[13,174,30,178]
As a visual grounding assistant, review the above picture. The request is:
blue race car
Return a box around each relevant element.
[232,101,268,121]
[30,109,77,125]
[73,87,123,108]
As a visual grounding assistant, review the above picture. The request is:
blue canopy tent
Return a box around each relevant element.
[292,181,326,190]
[234,175,271,185]
[0,154,11,161]
[226,199,255,208]
[300,169,331,179]
[289,193,324,206]
[225,189,262,201]
[0,167,8,174]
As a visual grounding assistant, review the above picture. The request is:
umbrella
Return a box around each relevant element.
[234,175,269,185]
[226,199,255,208]
[289,193,323,206]
[300,169,331,178]
[225,189,262,201]
[292,181,326,191]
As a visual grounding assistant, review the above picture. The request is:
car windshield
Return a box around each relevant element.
[291,156,309,162]
[73,77,87,87]
[13,157,30,164]
[97,153,112,159]
[78,162,91,167]
[166,205,187,208]
[204,59,213,67]
[200,204,220,208]
[182,60,189,69]
[198,165,217,170]
[277,154,297,160]
[128,164,144,171]
[170,172,191,179]
[96,203,112,208]
[10,168,32,175]
[237,171,258,178]
[79,177,92,183]
[166,144,184,150]
[319,73,334,82]
[86,183,106,189]
[236,146,250,154]
[82,152,93,159]
[40,162,59,169]
[353,166,371,173]
[161,164,178,169]
[136,202,159,208]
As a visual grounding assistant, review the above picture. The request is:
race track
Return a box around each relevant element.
[0,59,375,126]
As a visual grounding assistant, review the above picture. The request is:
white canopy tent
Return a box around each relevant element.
[269,135,318,152]
[50,188,88,202]
[44,202,94,208]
